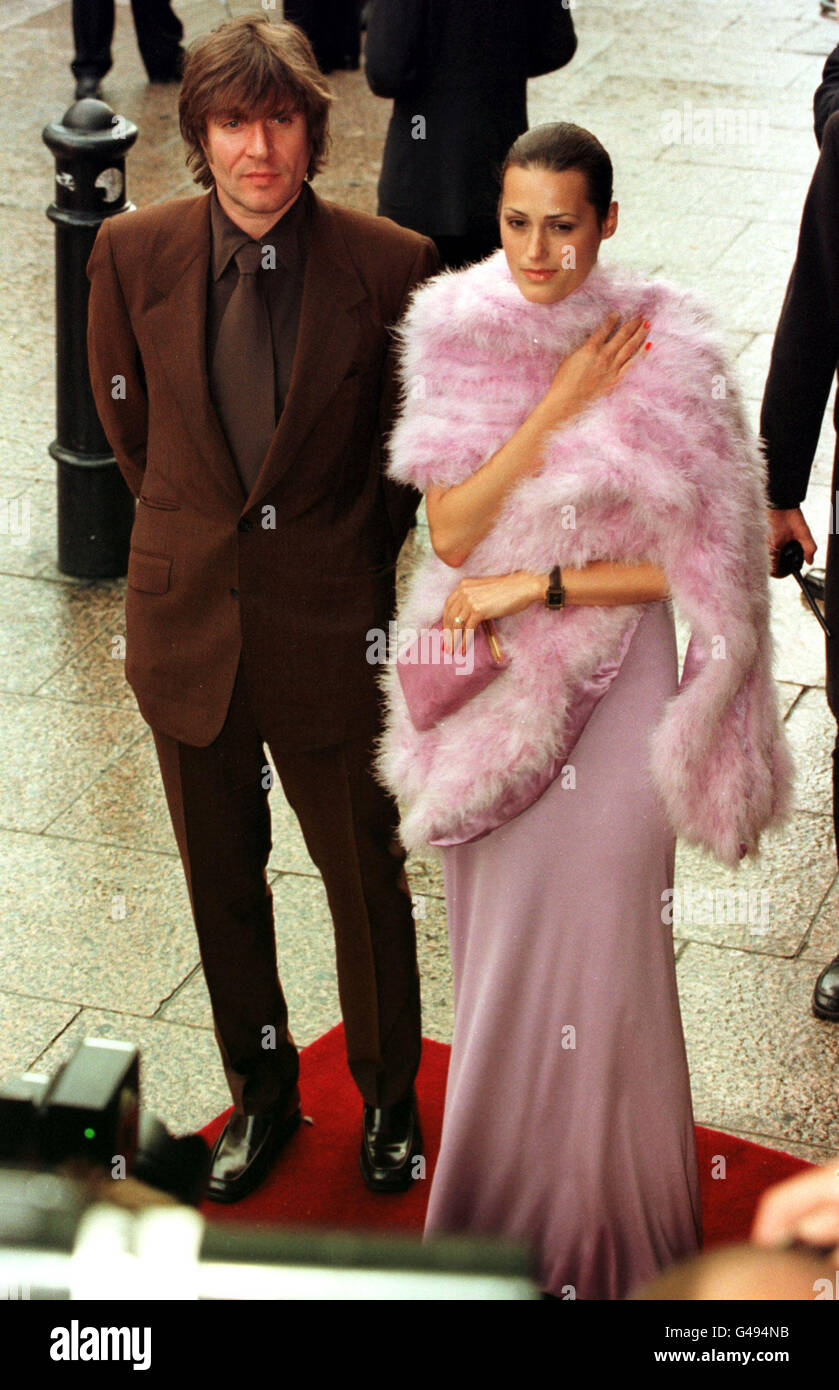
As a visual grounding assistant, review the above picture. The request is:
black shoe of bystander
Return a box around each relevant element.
[812,953,839,1020]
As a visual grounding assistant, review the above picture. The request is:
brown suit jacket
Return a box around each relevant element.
[87,189,438,747]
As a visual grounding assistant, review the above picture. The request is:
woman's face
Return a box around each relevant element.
[500,164,618,304]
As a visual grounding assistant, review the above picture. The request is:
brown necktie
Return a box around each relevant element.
[210,242,276,496]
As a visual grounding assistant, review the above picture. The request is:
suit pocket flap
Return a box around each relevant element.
[127,549,172,594]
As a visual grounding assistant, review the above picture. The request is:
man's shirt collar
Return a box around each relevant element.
[209,181,311,281]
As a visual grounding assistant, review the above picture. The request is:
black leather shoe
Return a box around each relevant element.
[206,1092,301,1204]
[360,1089,423,1193]
[813,954,839,1020]
[74,75,102,100]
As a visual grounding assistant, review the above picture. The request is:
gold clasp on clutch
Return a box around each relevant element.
[482,619,504,664]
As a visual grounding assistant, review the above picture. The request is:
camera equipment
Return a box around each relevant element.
[0,1169,537,1299]
[0,1038,210,1206]
[0,1037,538,1297]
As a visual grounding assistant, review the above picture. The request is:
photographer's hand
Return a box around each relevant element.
[751,1159,839,1258]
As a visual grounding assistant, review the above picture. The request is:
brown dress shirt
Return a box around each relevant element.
[207,180,311,428]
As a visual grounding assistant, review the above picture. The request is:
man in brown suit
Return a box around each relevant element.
[86,14,438,1201]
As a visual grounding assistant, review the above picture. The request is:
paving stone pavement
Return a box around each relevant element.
[1,0,838,1169]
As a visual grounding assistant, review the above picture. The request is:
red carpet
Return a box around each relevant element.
[199,1024,813,1245]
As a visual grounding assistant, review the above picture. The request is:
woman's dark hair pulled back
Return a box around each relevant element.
[500,123,613,225]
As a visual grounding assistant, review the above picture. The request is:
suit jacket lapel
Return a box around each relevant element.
[242,191,367,510]
[142,196,246,507]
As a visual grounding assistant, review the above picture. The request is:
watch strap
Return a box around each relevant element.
[545,564,565,609]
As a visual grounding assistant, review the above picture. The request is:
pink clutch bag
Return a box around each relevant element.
[396,619,510,731]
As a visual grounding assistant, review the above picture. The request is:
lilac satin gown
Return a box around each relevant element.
[423,600,702,1299]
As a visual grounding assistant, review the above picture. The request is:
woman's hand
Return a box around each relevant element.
[539,311,651,429]
[441,560,670,651]
[425,313,652,568]
[442,572,543,652]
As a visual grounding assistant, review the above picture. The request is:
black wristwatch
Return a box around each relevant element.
[545,565,565,609]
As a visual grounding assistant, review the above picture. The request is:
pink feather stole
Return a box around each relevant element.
[376,252,794,863]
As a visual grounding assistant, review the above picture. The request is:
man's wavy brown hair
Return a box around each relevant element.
[178,14,333,187]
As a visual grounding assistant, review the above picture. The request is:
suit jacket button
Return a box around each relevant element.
[230,587,239,599]
[237,518,254,532]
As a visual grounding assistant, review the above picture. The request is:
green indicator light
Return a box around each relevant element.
[83,1127,95,1140]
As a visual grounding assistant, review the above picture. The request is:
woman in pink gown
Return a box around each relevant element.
[378,123,792,1298]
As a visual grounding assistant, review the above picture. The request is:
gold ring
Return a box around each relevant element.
[453,617,464,626]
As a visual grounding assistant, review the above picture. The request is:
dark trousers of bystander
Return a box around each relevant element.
[71,0,184,82]
[433,222,502,272]
[283,0,362,72]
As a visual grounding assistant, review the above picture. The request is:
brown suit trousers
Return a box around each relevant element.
[153,659,422,1113]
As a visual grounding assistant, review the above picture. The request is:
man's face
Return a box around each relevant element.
[203,105,312,235]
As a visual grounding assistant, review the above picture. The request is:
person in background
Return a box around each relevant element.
[814,39,839,145]
[752,1154,839,1257]
[283,0,363,73]
[814,0,839,148]
[761,37,839,1019]
[364,0,576,269]
[634,1155,839,1298]
[71,0,185,99]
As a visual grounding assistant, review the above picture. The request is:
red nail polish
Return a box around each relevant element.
[644,342,652,350]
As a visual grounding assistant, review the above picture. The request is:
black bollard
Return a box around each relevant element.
[43,99,138,578]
